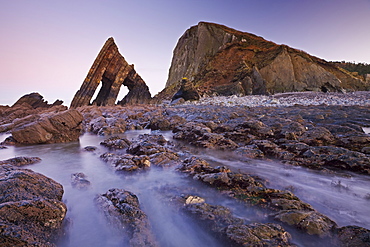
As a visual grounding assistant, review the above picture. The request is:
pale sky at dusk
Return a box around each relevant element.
[1,0,369,106]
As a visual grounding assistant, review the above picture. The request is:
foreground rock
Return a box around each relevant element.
[11,109,83,144]
[182,195,294,246]
[0,164,67,246]
[95,188,158,247]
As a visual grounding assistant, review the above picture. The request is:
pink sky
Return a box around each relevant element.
[1,0,369,106]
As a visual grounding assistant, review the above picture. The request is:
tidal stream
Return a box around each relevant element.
[0,131,369,246]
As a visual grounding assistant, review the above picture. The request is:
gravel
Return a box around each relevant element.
[185,91,370,107]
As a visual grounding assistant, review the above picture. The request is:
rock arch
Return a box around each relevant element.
[70,37,151,108]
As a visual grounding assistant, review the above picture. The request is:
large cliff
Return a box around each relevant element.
[157,22,368,100]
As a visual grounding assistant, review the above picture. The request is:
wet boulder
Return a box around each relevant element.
[149,117,172,131]
[100,136,131,149]
[71,172,91,190]
[288,145,370,174]
[335,225,370,247]
[149,151,180,167]
[0,156,41,166]
[195,132,239,150]
[95,189,158,247]
[126,134,180,167]
[182,196,293,246]
[278,121,307,140]
[173,122,212,141]
[173,122,238,149]
[89,116,127,136]
[234,120,274,138]
[225,223,293,247]
[0,164,66,246]
[83,146,97,152]
[234,145,264,159]
[127,134,169,156]
[11,109,83,144]
[100,153,150,172]
[252,140,295,160]
[298,126,335,146]
[273,210,337,237]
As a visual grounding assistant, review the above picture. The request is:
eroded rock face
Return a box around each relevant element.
[0,164,66,246]
[70,37,151,108]
[156,22,368,101]
[11,109,83,144]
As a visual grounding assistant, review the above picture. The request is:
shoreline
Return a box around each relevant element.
[183,91,370,107]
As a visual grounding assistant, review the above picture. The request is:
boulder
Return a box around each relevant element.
[95,189,158,247]
[11,109,83,144]
[0,164,66,246]
[71,172,91,190]
[183,197,293,246]
[0,156,41,166]
[100,136,131,149]
[335,226,370,247]
[100,153,150,172]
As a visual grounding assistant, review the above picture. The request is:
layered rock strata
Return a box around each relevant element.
[11,109,83,144]
[156,22,368,101]
[0,164,66,246]
[70,37,151,108]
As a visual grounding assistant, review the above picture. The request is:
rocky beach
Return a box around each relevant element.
[1,91,370,246]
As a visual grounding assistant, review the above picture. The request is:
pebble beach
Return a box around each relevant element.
[186,91,370,107]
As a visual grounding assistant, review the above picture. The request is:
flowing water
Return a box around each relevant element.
[0,131,370,246]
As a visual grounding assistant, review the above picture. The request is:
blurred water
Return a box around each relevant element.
[196,149,370,230]
[0,132,226,247]
[0,131,369,246]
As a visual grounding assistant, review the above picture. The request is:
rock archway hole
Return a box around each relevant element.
[90,82,102,105]
[116,86,129,104]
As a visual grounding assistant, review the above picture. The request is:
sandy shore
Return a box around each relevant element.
[186,91,370,107]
